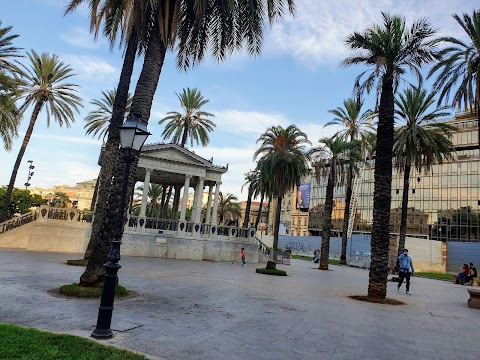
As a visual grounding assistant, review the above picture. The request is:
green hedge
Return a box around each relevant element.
[256,268,287,276]
[59,283,129,298]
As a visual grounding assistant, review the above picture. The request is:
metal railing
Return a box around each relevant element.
[0,210,39,235]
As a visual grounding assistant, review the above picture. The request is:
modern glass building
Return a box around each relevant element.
[309,112,480,242]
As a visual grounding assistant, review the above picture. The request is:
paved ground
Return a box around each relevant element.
[1,250,479,360]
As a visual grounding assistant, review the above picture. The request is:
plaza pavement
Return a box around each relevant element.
[0,249,479,360]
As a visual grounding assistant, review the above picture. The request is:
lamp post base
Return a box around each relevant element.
[91,328,113,339]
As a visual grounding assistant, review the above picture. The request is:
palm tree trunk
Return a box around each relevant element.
[163,186,173,218]
[81,33,137,263]
[255,192,264,229]
[89,176,100,211]
[159,186,167,217]
[273,196,282,251]
[80,21,166,287]
[367,75,395,299]
[398,165,411,256]
[320,174,334,270]
[180,122,189,147]
[0,100,44,222]
[265,197,272,235]
[340,160,354,264]
[242,186,253,228]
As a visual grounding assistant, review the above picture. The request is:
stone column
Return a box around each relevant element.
[179,176,191,221]
[205,185,213,224]
[211,182,221,225]
[139,169,152,217]
[172,185,181,220]
[193,177,204,223]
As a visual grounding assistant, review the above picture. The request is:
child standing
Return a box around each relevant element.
[241,248,246,266]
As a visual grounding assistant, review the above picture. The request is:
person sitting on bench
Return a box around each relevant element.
[457,264,469,285]
[466,263,478,285]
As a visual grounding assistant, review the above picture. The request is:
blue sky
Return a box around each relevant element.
[1,0,476,200]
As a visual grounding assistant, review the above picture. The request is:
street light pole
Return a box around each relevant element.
[22,160,34,214]
[91,115,150,340]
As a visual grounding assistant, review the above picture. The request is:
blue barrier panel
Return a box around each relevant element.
[446,242,480,273]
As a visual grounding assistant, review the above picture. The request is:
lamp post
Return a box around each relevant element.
[22,160,34,214]
[91,114,150,340]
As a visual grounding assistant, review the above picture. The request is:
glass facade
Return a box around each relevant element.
[309,112,480,242]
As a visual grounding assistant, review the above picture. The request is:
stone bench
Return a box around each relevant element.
[453,275,478,286]
[467,288,480,309]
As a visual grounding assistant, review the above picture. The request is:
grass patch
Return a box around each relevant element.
[291,255,342,266]
[348,295,406,306]
[414,272,453,281]
[256,268,287,276]
[59,283,129,298]
[66,259,88,266]
[0,323,147,359]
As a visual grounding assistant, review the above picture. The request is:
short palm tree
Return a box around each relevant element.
[254,125,311,252]
[51,192,71,208]
[85,89,132,140]
[133,183,164,218]
[325,98,374,264]
[0,21,22,151]
[241,169,259,228]
[0,51,82,222]
[394,87,454,255]
[428,10,480,147]
[310,137,361,270]
[342,13,438,299]
[217,192,241,224]
[159,88,215,148]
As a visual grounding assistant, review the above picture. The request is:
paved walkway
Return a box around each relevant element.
[0,249,479,360]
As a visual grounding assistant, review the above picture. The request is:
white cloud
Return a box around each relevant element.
[213,109,288,136]
[31,134,102,146]
[266,0,474,68]
[60,27,101,49]
[62,54,117,80]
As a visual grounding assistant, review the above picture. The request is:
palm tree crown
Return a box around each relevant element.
[342,13,438,99]
[85,89,132,140]
[18,50,82,127]
[159,88,215,147]
[428,11,480,113]
[325,98,374,141]
[0,21,22,151]
[394,87,455,172]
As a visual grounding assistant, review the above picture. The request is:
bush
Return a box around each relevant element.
[66,259,88,266]
[59,283,129,298]
[256,268,287,276]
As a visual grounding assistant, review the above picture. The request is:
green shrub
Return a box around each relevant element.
[66,259,88,266]
[256,268,287,276]
[59,283,129,298]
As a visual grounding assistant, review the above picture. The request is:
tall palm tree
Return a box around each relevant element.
[310,137,361,270]
[77,0,297,286]
[325,98,373,264]
[342,13,438,299]
[85,89,133,141]
[428,10,480,148]
[217,192,241,224]
[66,0,140,268]
[254,125,310,252]
[0,51,82,222]
[241,170,257,228]
[160,88,215,147]
[0,21,22,151]
[393,87,454,254]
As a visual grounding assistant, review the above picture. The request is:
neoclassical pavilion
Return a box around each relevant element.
[127,143,254,240]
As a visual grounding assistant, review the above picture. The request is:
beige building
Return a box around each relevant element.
[30,179,97,210]
[178,191,211,209]
[239,200,268,228]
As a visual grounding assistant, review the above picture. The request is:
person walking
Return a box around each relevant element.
[397,248,414,295]
[241,248,246,267]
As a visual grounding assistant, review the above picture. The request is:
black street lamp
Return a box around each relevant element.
[22,160,35,214]
[91,114,150,339]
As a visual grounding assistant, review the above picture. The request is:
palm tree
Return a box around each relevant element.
[342,13,438,299]
[51,192,71,208]
[66,0,140,272]
[428,10,480,148]
[85,89,133,141]
[0,51,82,222]
[310,137,361,270]
[241,170,257,228]
[160,88,215,147]
[217,192,241,224]
[393,87,454,255]
[132,183,164,218]
[325,98,373,264]
[75,0,296,286]
[254,125,311,253]
[0,21,22,151]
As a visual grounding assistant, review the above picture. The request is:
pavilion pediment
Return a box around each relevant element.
[141,143,212,167]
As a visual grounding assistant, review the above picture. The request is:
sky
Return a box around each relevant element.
[1,0,477,200]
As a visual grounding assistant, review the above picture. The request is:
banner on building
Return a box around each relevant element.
[297,182,311,209]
